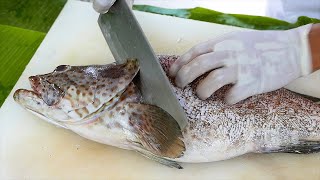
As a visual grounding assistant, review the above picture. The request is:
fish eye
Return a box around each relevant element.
[55,65,70,72]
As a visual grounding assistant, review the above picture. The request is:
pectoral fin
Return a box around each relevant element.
[125,103,185,159]
[133,144,183,169]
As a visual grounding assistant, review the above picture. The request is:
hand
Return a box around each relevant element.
[169,24,313,104]
[93,0,133,14]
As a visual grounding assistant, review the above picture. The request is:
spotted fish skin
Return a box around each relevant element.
[62,83,144,151]
[160,55,320,163]
[13,56,320,169]
[27,59,139,122]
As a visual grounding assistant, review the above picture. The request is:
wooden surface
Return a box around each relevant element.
[1,1,320,179]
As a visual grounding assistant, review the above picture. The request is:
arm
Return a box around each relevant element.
[309,23,320,71]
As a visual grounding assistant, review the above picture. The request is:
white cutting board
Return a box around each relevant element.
[1,1,320,179]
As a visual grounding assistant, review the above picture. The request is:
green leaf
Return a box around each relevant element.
[189,7,294,30]
[294,16,320,27]
[0,25,45,106]
[133,5,320,30]
[133,5,190,18]
[0,0,66,33]
[0,0,67,107]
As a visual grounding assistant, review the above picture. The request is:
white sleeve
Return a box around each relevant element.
[265,0,320,23]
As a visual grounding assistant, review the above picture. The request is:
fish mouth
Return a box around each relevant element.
[13,86,125,126]
[13,88,53,114]
[13,88,59,109]
[13,89,42,106]
[13,89,68,129]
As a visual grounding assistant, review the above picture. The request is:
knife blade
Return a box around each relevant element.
[97,0,188,129]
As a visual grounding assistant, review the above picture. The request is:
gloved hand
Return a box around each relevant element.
[169,24,313,104]
[93,0,133,14]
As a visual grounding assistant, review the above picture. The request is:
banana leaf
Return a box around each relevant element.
[0,0,66,32]
[0,25,45,106]
[0,0,67,107]
[133,5,320,30]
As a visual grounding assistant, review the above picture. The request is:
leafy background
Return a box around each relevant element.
[1,1,319,107]
[0,0,67,106]
[133,5,320,30]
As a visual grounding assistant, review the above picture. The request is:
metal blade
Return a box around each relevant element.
[98,0,187,128]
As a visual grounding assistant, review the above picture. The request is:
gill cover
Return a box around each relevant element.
[39,80,64,106]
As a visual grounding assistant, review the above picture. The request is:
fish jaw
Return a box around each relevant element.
[13,88,139,153]
[64,108,137,151]
[13,89,69,128]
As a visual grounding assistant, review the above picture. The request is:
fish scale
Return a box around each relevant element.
[13,55,320,169]
[159,55,320,162]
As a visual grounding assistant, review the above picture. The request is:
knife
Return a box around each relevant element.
[97,0,188,129]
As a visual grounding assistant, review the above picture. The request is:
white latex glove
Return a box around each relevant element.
[93,0,133,14]
[169,24,313,104]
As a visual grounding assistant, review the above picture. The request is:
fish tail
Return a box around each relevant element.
[261,140,320,154]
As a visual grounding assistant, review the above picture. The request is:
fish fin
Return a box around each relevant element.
[125,103,186,159]
[133,144,183,169]
[261,140,320,154]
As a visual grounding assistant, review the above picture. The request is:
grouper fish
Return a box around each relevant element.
[13,55,320,169]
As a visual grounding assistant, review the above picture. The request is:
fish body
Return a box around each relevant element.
[14,56,320,169]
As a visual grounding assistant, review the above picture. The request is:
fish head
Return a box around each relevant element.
[13,59,186,168]
[13,89,70,128]
[13,59,140,126]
